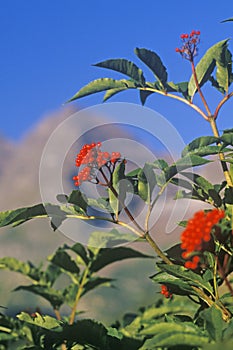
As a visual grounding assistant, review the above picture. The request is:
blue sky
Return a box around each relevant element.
[1,0,233,142]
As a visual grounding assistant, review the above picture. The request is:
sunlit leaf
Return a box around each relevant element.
[139,331,209,349]
[163,155,211,182]
[199,307,226,341]
[216,48,232,93]
[67,78,128,102]
[182,136,219,157]
[0,204,47,228]
[0,257,41,281]
[188,39,229,98]
[103,87,128,102]
[17,312,60,330]
[87,230,136,251]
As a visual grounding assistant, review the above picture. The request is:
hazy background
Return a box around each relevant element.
[0,1,232,324]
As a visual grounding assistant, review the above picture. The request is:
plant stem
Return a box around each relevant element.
[190,59,233,188]
[139,87,209,120]
[213,256,219,300]
[214,92,233,119]
[99,168,144,233]
[54,309,62,321]
[190,61,212,116]
[99,168,174,264]
[69,267,89,325]
[116,220,143,236]
[144,232,173,265]
[209,117,233,187]
[191,286,231,321]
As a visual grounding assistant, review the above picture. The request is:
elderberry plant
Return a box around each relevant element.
[1,23,233,350]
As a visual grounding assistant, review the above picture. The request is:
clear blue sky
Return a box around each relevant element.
[1,0,233,142]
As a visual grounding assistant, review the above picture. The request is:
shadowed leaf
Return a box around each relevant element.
[94,59,145,84]
[134,48,167,87]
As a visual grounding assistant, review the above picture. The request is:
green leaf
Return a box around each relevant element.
[87,230,136,250]
[64,242,89,265]
[140,321,205,336]
[14,285,64,309]
[202,339,233,350]
[87,197,112,212]
[181,172,214,192]
[216,48,232,93]
[43,264,62,287]
[209,75,225,93]
[152,159,169,170]
[108,160,126,219]
[138,163,157,203]
[163,155,211,182]
[0,204,47,228]
[200,307,226,341]
[0,257,41,281]
[82,277,114,296]
[221,18,233,23]
[156,263,213,294]
[221,132,233,146]
[90,247,153,273]
[48,248,80,274]
[94,59,146,84]
[224,187,233,204]
[152,271,197,296]
[139,89,154,105]
[67,190,88,214]
[173,172,222,206]
[188,39,229,98]
[103,80,137,102]
[67,78,128,102]
[17,312,60,330]
[165,243,183,262]
[141,298,195,321]
[167,81,190,99]
[134,48,168,87]
[44,319,142,350]
[182,136,219,157]
[139,331,209,349]
[103,87,128,102]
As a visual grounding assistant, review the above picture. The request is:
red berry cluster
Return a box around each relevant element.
[175,30,201,60]
[161,285,172,298]
[181,209,225,269]
[73,142,121,187]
